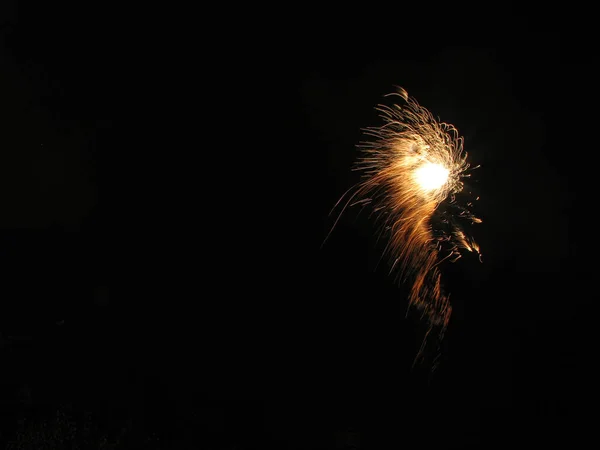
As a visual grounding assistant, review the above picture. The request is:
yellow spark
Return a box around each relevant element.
[327,87,482,365]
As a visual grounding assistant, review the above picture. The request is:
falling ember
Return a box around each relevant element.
[326,87,482,365]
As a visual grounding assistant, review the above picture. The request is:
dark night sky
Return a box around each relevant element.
[1,3,598,448]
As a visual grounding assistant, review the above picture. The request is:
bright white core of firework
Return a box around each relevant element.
[414,162,450,192]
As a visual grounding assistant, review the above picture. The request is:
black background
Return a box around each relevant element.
[1,2,597,448]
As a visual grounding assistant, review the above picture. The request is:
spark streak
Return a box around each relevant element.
[329,87,481,363]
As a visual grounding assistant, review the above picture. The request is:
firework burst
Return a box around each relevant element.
[327,87,481,363]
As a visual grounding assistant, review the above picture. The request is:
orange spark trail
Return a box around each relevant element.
[329,87,482,365]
